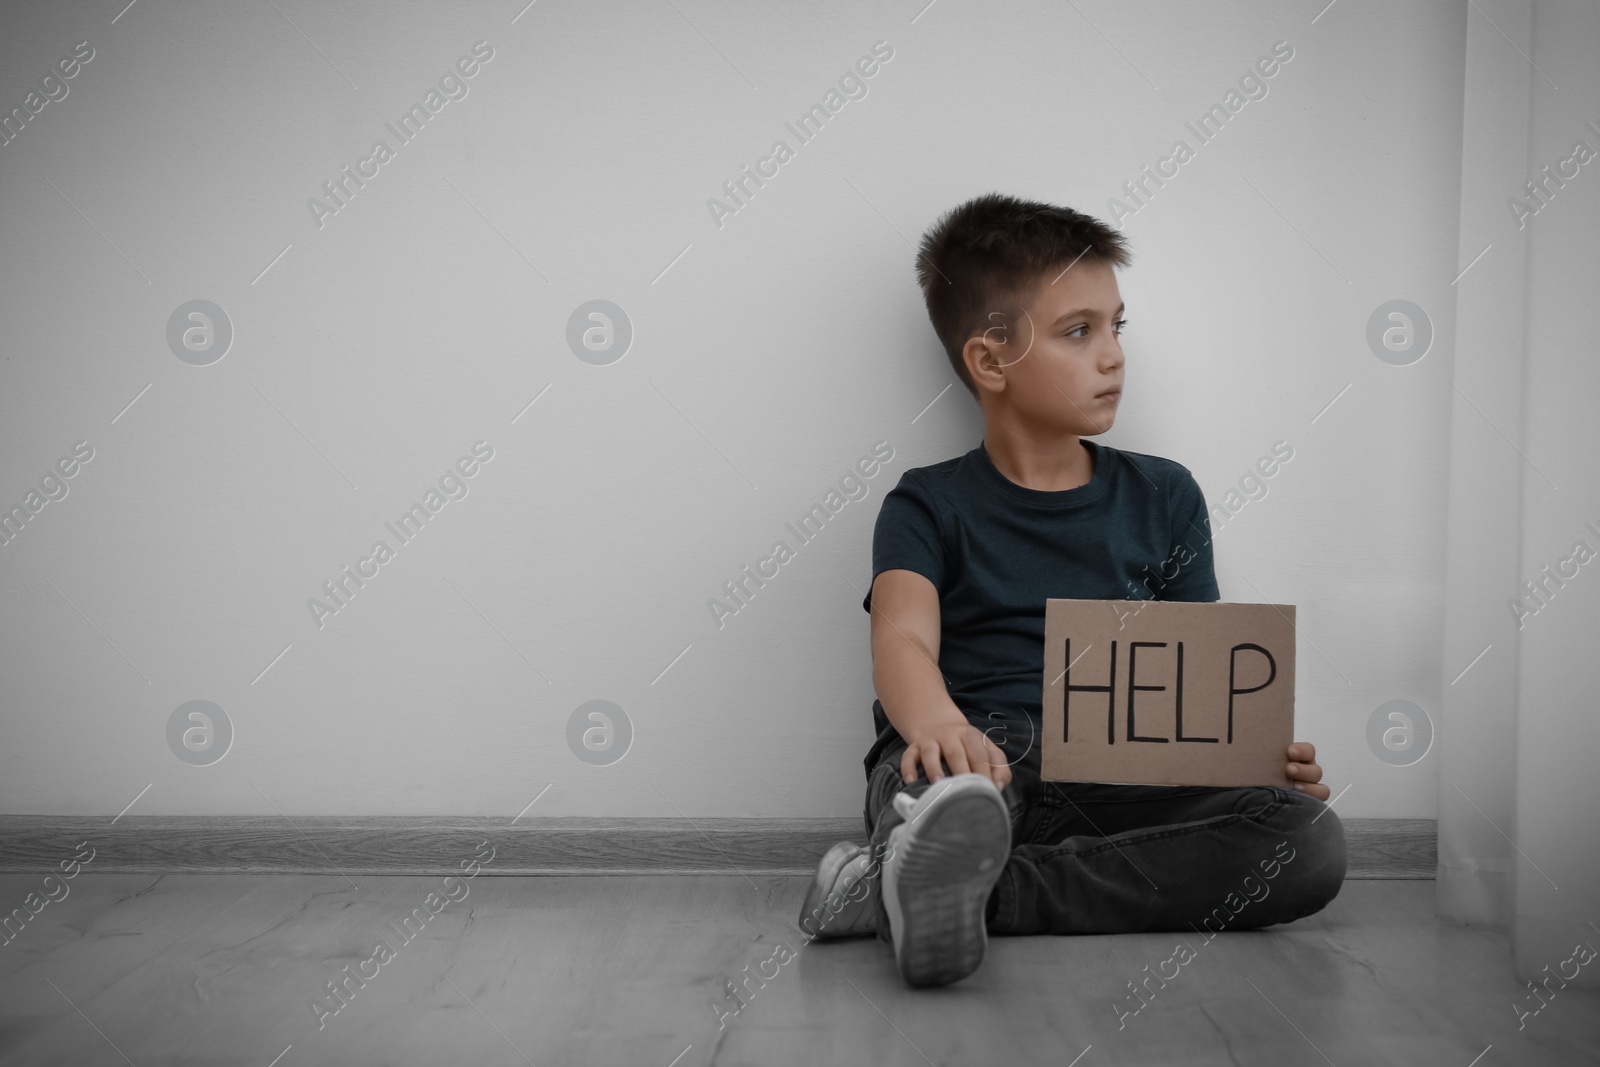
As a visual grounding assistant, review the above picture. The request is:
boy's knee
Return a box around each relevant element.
[864,753,929,843]
[1272,793,1347,915]
[863,756,903,834]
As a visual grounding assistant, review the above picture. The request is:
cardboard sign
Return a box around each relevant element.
[1040,599,1295,788]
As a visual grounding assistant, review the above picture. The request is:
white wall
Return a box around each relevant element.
[0,0,1467,817]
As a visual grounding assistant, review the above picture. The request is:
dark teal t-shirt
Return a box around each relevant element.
[860,438,1220,776]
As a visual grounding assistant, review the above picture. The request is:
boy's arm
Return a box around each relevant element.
[868,568,1011,789]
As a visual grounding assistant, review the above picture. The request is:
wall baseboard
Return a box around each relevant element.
[0,816,1436,878]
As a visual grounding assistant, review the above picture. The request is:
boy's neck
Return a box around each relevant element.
[981,428,1095,493]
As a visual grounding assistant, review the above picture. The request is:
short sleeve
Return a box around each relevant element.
[1160,468,1221,602]
[862,472,945,613]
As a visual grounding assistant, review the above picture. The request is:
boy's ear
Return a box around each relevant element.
[963,306,1034,395]
[963,332,1006,396]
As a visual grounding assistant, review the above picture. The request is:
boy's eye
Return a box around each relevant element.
[1065,318,1129,338]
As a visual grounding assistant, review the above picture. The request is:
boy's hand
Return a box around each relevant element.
[901,722,1012,791]
[1286,741,1329,801]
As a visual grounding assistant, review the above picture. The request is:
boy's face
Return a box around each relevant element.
[964,260,1125,436]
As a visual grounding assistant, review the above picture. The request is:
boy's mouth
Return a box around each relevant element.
[1095,387,1122,401]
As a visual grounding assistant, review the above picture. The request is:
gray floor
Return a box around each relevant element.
[0,873,1594,1066]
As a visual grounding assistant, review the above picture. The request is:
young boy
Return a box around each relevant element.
[798,193,1346,989]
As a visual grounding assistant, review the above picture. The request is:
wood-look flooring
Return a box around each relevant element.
[0,874,1593,1066]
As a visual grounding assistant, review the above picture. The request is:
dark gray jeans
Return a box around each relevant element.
[862,737,1347,939]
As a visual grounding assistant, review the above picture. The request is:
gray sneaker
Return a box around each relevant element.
[797,840,882,939]
[881,773,1011,987]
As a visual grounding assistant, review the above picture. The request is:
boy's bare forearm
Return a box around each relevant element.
[872,635,967,740]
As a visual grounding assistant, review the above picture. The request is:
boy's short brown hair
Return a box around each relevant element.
[915,193,1130,396]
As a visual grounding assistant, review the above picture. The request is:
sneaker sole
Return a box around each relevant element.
[883,777,1011,987]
